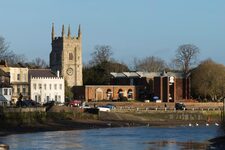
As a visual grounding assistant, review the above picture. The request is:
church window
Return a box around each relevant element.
[69,53,73,60]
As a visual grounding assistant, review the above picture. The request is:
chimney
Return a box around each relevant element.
[57,70,60,77]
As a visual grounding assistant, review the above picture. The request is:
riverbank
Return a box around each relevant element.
[0,113,222,137]
[0,105,223,137]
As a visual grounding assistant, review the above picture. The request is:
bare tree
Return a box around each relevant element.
[8,54,27,65]
[0,36,27,65]
[174,44,199,74]
[31,57,48,68]
[0,36,13,61]
[133,56,166,72]
[90,45,113,65]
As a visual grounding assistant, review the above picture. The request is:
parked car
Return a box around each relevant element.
[68,100,82,107]
[79,104,91,109]
[16,100,29,107]
[175,103,186,110]
[23,99,41,107]
[97,106,110,112]
[43,101,55,107]
[105,104,116,109]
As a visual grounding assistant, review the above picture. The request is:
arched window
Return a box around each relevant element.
[127,89,133,99]
[69,53,73,60]
[95,88,103,100]
[118,89,123,98]
[106,89,112,100]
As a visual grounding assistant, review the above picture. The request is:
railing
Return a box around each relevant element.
[110,106,222,112]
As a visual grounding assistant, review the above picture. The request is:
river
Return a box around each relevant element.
[0,125,222,150]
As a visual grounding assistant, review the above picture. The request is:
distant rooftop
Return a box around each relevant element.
[110,71,185,78]
[29,69,57,78]
[0,68,9,77]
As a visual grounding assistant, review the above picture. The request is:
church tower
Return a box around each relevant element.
[50,23,83,87]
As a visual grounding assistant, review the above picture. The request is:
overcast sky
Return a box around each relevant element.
[0,0,225,66]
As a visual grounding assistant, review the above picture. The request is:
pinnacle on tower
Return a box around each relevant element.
[68,25,71,38]
[51,23,55,41]
[78,24,81,38]
[62,24,65,37]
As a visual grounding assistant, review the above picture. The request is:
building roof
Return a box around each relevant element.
[110,71,185,78]
[29,69,57,78]
[110,72,126,78]
[0,68,9,77]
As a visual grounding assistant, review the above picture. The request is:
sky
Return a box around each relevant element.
[0,0,225,67]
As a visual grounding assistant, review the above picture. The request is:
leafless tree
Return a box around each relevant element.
[31,57,48,68]
[0,36,27,65]
[0,36,13,61]
[89,45,113,65]
[174,44,199,74]
[133,56,166,72]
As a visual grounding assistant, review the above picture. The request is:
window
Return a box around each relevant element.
[44,84,46,90]
[69,53,73,60]
[22,86,26,95]
[33,84,36,90]
[55,95,57,101]
[49,84,52,90]
[9,89,11,95]
[46,96,50,102]
[17,74,20,81]
[54,84,57,90]
[58,95,61,101]
[4,89,8,95]
[17,86,20,94]
[38,95,41,102]
[39,84,42,90]
[59,84,62,90]
[35,95,38,101]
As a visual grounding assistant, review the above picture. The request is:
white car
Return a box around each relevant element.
[79,104,91,109]
[97,106,110,112]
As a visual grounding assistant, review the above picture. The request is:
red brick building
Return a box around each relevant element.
[73,71,191,102]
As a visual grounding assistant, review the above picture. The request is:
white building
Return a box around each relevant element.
[0,86,12,106]
[29,69,65,104]
[0,68,12,106]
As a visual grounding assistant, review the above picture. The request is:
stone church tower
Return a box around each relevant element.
[50,23,83,87]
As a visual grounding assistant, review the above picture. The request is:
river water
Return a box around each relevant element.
[0,125,222,150]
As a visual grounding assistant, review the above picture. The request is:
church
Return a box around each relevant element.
[49,24,191,102]
[50,23,83,87]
